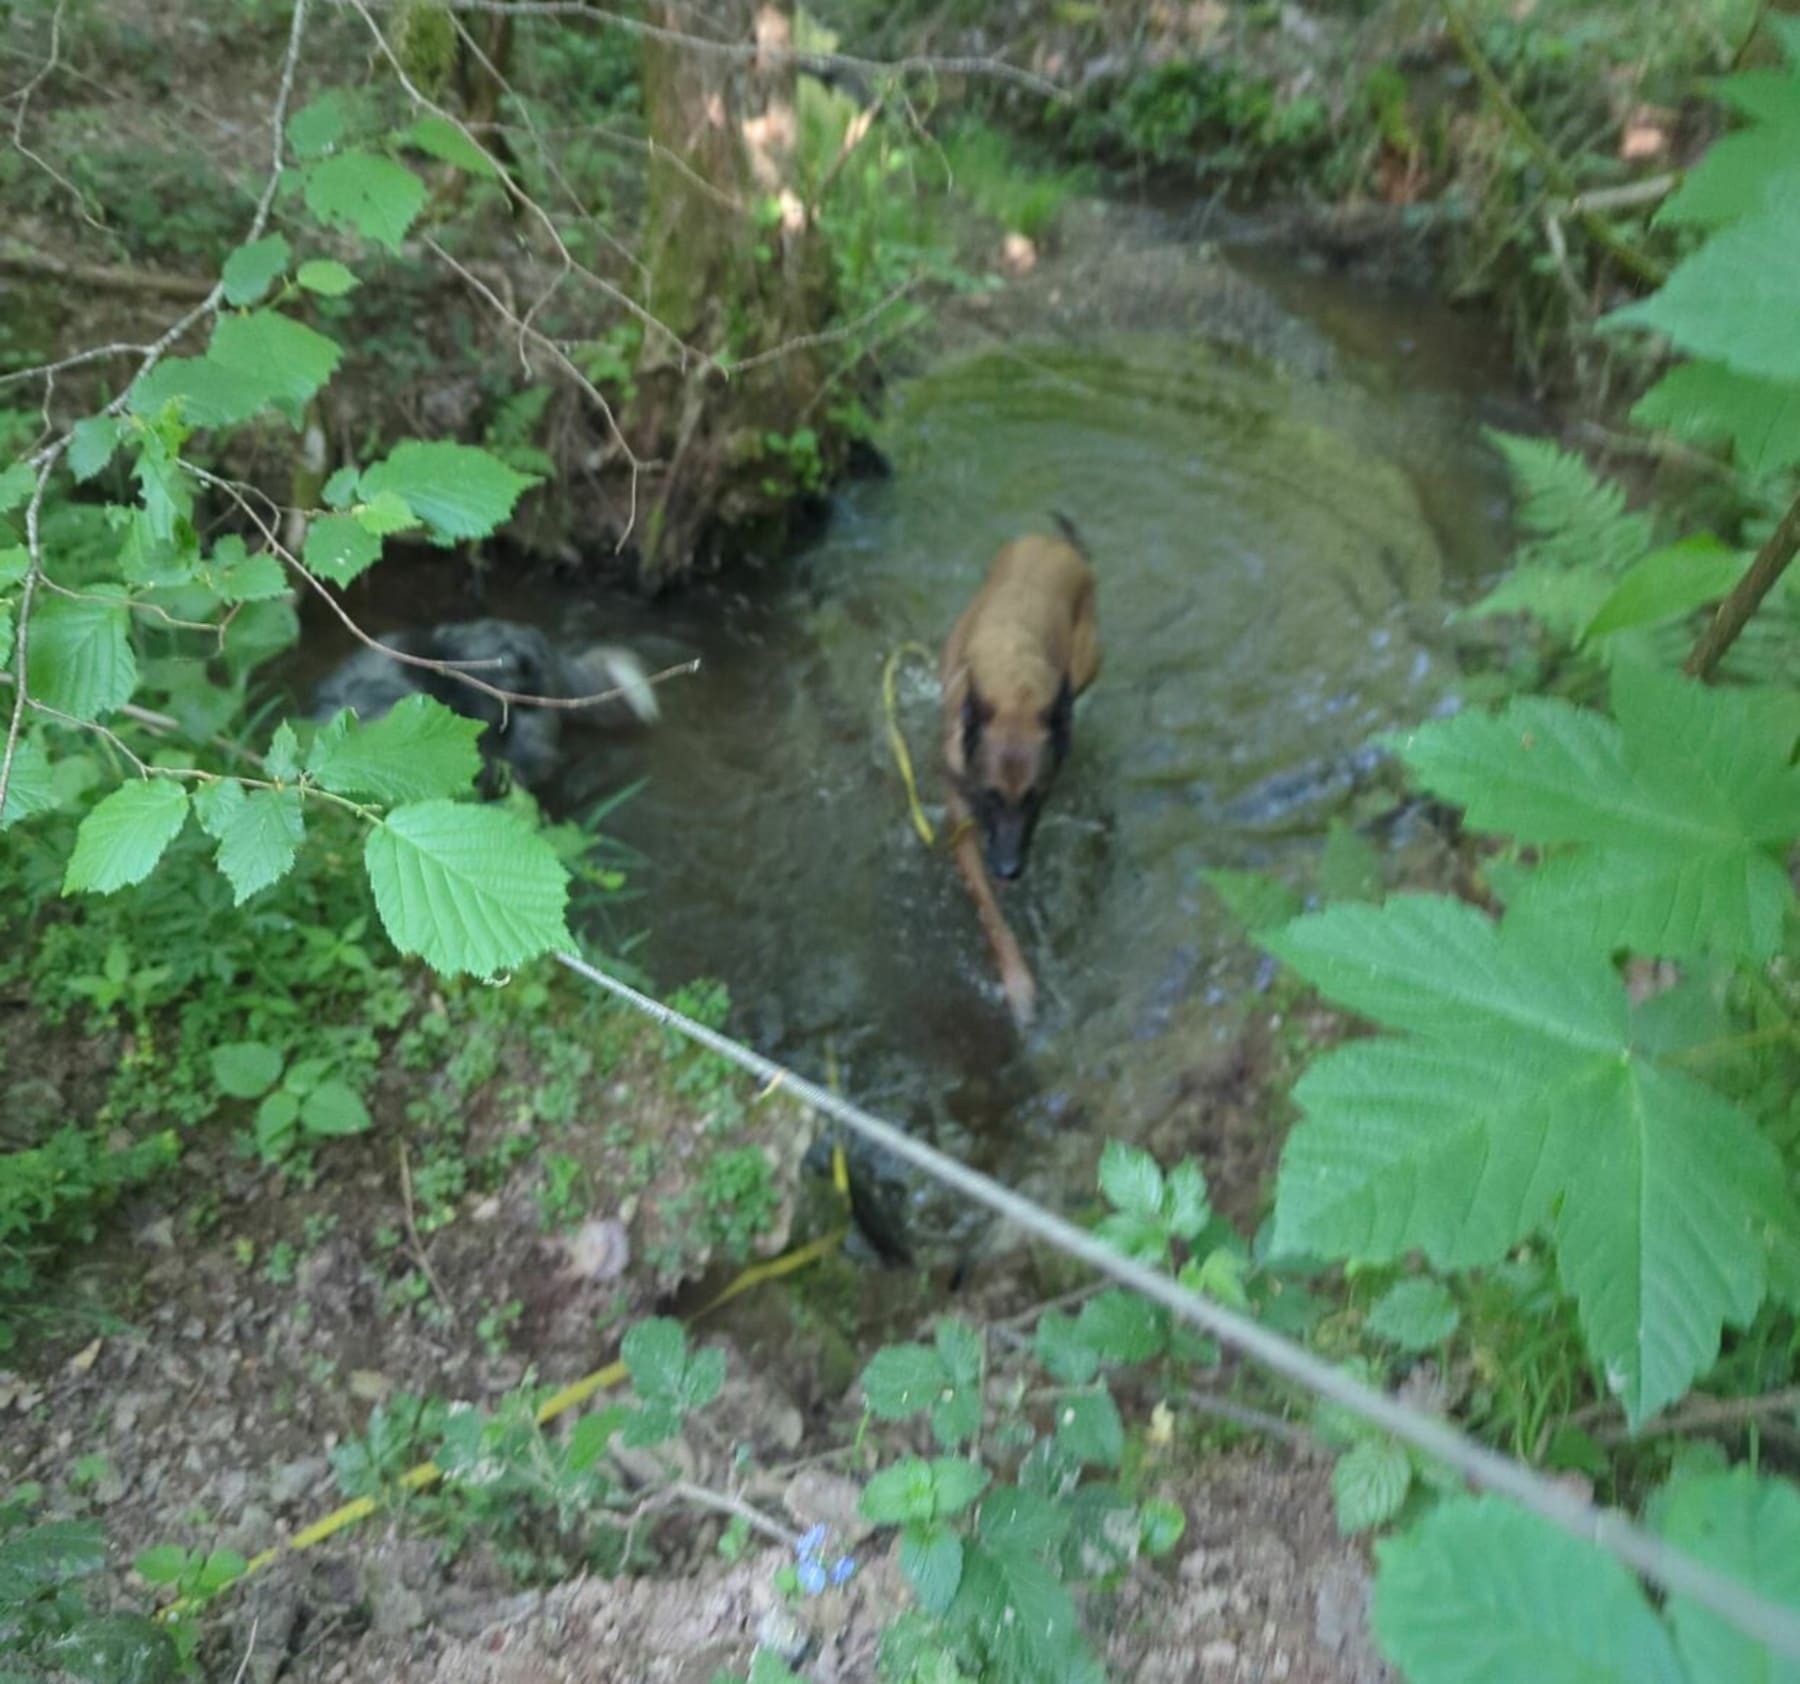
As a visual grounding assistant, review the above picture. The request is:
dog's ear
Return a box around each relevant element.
[961,685,988,768]
[1042,674,1074,765]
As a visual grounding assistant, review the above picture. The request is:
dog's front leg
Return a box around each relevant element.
[948,790,1037,1028]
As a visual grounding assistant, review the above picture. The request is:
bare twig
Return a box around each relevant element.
[0,342,155,389]
[4,0,104,229]
[399,1144,457,1322]
[1567,173,1677,214]
[1684,486,1800,680]
[229,1617,260,1684]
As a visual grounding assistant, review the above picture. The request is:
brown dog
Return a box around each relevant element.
[941,514,1099,1026]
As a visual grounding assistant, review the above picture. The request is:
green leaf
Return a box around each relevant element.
[0,1520,106,1591]
[358,441,539,543]
[1398,669,1800,961]
[296,259,360,297]
[861,1459,938,1528]
[211,1041,284,1099]
[27,592,136,719]
[1657,118,1800,230]
[1483,430,1653,575]
[862,1343,947,1420]
[286,89,349,160]
[1612,180,1800,382]
[1164,1159,1210,1239]
[354,490,419,536]
[209,538,289,603]
[255,1088,301,1157]
[1632,361,1800,479]
[748,1651,805,1684]
[1033,1311,1100,1385]
[1073,1290,1166,1364]
[301,1079,372,1137]
[927,1457,990,1519]
[1099,1141,1164,1218]
[194,1548,248,1593]
[1139,1498,1186,1557]
[1268,894,1793,1423]
[303,513,384,586]
[132,1543,193,1585]
[0,461,34,512]
[1332,1439,1412,1534]
[47,1612,176,1684]
[1462,560,1618,642]
[209,310,342,423]
[900,1524,963,1615]
[224,599,300,682]
[1584,536,1750,639]
[1054,1390,1124,1467]
[0,737,55,830]
[211,788,303,902]
[0,544,27,585]
[978,1487,1070,1556]
[1373,1496,1685,1684]
[972,1541,1089,1683]
[622,1317,689,1401]
[303,150,426,253]
[129,356,272,428]
[398,114,501,177]
[221,234,291,306]
[307,694,484,802]
[323,465,361,507]
[1658,1469,1800,1684]
[64,780,190,894]
[68,415,125,481]
[1201,866,1302,938]
[264,721,302,780]
[1366,1279,1460,1351]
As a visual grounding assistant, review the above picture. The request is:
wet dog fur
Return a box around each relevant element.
[308,618,657,791]
[941,513,1099,1025]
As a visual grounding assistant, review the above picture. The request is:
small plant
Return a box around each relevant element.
[211,1040,373,1164]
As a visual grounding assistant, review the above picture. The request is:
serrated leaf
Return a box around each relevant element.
[301,1079,371,1137]
[27,591,136,719]
[64,780,190,894]
[861,1458,939,1527]
[1612,180,1800,382]
[399,114,501,178]
[214,787,303,902]
[209,310,342,423]
[1485,430,1653,573]
[622,1317,688,1401]
[47,1612,176,1684]
[212,1041,284,1099]
[223,598,300,682]
[862,1343,947,1420]
[1332,1439,1412,1534]
[365,800,570,977]
[129,355,272,428]
[210,540,289,603]
[1268,894,1795,1423]
[308,693,483,802]
[1658,1469,1800,1684]
[1139,1497,1186,1557]
[1373,1496,1685,1684]
[1164,1159,1210,1239]
[1074,1290,1166,1364]
[978,1486,1069,1556]
[286,89,348,159]
[0,1520,106,1590]
[0,545,27,584]
[303,513,384,586]
[0,736,55,829]
[1054,1390,1123,1467]
[359,441,538,543]
[900,1524,963,1615]
[221,234,291,306]
[0,461,34,511]
[1461,560,1619,641]
[928,1457,990,1519]
[1632,360,1800,479]
[1201,866,1302,937]
[132,1543,192,1585]
[264,720,302,780]
[68,415,124,481]
[1033,1311,1100,1386]
[1099,1141,1164,1218]
[354,489,418,535]
[256,1089,300,1157]
[322,465,361,507]
[1367,1279,1460,1351]
[303,150,426,253]
[1657,116,1800,230]
[1584,536,1750,638]
[296,258,360,296]
[975,1541,1088,1683]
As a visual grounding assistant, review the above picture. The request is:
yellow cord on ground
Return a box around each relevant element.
[882,641,940,848]
[156,1144,852,1624]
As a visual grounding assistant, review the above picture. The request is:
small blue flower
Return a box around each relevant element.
[828,1555,856,1587]
[797,1558,828,1596]
[796,1523,828,1563]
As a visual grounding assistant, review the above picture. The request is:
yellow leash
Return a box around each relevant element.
[882,641,940,848]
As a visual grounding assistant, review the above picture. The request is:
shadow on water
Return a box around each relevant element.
[297,221,1535,1266]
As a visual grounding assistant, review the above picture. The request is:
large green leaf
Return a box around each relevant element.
[398,114,501,178]
[307,694,484,803]
[0,737,55,829]
[1583,537,1751,639]
[64,779,191,894]
[1267,894,1794,1422]
[1658,1470,1800,1684]
[302,150,426,253]
[213,787,304,903]
[1657,123,1800,229]
[26,592,137,720]
[1397,666,1800,961]
[208,310,342,423]
[129,356,273,429]
[1373,1497,1685,1684]
[1632,361,1800,479]
[221,234,291,306]
[363,799,570,977]
[302,513,383,586]
[358,441,540,543]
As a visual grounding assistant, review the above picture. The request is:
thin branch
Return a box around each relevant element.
[1684,485,1800,680]
[0,342,155,389]
[5,0,105,229]
[399,1144,457,1323]
[1592,1385,1800,1447]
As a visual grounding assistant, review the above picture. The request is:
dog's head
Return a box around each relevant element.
[959,674,1073,882]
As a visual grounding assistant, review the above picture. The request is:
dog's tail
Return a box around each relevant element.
[1050,509,1088,557]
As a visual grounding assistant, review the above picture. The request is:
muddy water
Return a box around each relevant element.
[308,224,1532,1261]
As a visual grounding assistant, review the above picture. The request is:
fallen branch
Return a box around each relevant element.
[0,242,214,300]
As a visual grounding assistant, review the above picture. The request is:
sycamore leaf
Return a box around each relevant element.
[64,780,191,894]
[307,694,483,802]
[213,787,304,903]
[302,150,426,253]
[363,799,570,978]
[68,416,124,482]
[397,114,501,178]
[209,310,342,423]
[1611,179,1800,383]
[1396,665,1800,961]
[1583,536,1751,639]
[1632,361,1800,479]
[358,441,539,543]
[26,592,136,720]
[0,737,55,829]
[1658,1470,1800,1684]
[1373,1496,1685,1684]
[221,234,291,306]
[296,259,360,297]
[1267,894,1794,1422]
[303,513,383,586]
